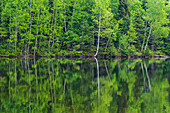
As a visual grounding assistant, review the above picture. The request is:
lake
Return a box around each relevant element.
[0,58,170,113]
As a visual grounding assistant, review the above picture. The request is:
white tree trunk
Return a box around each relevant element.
[34,9,39,56]
[52,7,57,48]
[15,3,18,53]
[15,26,17,53]
[9,2,12,51]
[71,1,76,29]
[94,9,101,57]
[104,34,112,53]
[144,23,153,51]
[64,3,67,33]
[141,20,147,51]
[28,0,32,54]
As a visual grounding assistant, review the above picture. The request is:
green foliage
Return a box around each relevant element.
[0,58,170,112]
[0,0,169,56]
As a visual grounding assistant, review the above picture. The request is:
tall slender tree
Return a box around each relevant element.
[94,0,101,57]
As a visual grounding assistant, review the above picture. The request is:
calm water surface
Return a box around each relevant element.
[0,58,170,113]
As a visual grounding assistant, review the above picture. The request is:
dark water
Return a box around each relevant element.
[0,58,170,113]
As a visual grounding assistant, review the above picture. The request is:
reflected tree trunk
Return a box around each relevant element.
[104,60,111,81]
[144,62,151,92]
[8,60,11,105]
[62,79,66,112]
[70,85,75,113]
[24,57,27,82]
[94,57,100,105]
[15,60,17,90]
[14,60,17,112]
[34,58,39,105]
[51,60,56,112]
[47,60,53,102]
[27,58,31,112]
[141,63,146,93]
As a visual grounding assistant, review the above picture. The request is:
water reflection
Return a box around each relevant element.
[0,58,169,113]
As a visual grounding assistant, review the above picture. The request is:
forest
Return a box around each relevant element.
[0,0,170,57]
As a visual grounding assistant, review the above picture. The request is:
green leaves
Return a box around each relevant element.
[0,0,169,56]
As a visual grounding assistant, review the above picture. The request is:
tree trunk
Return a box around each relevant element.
[28,0,32,54]
[52,6,57,48]
[34,9,39,56]
[63,2,68,51]
[144,23,153,51]
[71,1,76,29]
[104,61,111,81]
[141,63,146,93]
[141,20,147,51]
[94,9,101,57]
[104,34,112,53]
[15,3,18,53]
[64,3,67,33]
[9,2,12,52]
[49,7,55,52]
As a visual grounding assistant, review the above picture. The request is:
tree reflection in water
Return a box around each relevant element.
[0,58,169,113]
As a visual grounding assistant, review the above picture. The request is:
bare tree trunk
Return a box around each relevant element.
[63,1,70,51]
[64,3,67,33]
[104,34,112,53]
[15,4,18,53]
[28,0,32,54]
[49,7,55,52]
[15,27,18,53]
[144,23,153,51]
[94,8,101,57]
[52,3,57,48]
[9,2,12,52]
[34,9,39,56]
[71,1,76,29]
[141,20,147,51]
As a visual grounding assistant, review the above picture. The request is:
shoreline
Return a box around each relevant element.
[0,55,170,59]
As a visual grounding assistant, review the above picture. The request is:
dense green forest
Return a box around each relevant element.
[0,0,170,57]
